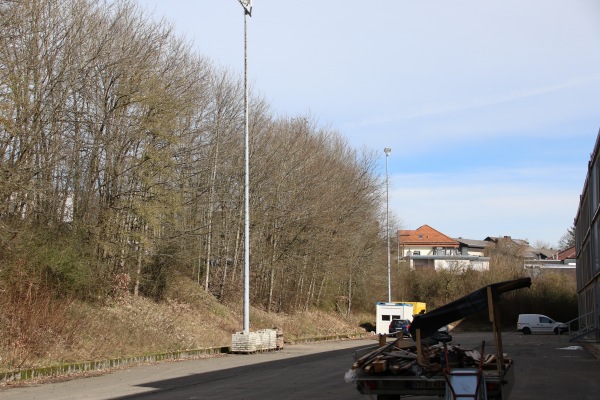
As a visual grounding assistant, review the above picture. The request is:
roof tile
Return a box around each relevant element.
[399,224,459,247]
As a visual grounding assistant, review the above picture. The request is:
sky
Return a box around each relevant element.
[137,0,600,248]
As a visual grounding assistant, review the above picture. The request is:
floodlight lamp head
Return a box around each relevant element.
[384,147,391,155]
[238,0,252,16]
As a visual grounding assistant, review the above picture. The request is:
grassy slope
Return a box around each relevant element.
[0,275,369,372]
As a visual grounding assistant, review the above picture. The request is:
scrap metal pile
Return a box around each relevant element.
[352,338,512,377]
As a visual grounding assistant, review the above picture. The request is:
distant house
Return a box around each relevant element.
[399,225,459,257]
[484,236,530,247]
[398,225,489,271]
[523,245,576,279]
[558,246,576,261]
[524,247,558,260]
[481,236,576,278]
[454,238,490,257]
[399,227,576,276]
[483,235,532,256]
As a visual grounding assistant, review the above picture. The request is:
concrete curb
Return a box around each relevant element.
[0,332,368,384]
[284,332,369,345]
[0,346,230,384]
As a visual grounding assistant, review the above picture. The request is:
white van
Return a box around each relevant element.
[517,314,567,335]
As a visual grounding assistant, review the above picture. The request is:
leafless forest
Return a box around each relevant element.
[0,0,578,324]
[0,0,392,316]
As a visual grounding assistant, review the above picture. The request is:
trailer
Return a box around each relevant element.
[375,302,414,335]
[348,278,531,400]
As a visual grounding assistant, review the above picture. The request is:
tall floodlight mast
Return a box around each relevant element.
[384,147,391,303]
[238,0,252,333]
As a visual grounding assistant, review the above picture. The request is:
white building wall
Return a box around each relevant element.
[406,256,490,271]
[466,249,485,257]
[401,245,435,256]
[434,259,489,271]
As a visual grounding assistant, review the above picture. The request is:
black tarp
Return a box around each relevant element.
[408,277,532,339]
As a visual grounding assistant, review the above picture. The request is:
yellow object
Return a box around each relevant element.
[401,301,426,315]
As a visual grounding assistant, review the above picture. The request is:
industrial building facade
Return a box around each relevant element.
[575,130,600,341]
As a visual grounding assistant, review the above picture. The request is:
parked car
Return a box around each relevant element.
[389,319,411,337]
[517,313,567,335]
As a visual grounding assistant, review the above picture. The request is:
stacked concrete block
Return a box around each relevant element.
[255,330,270,351]
[261,329,277,350]
[231,329,282,353]
[276,328,284,349]
[231,331,259,353]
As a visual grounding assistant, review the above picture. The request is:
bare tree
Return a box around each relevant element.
[558,225,575,251]
[0,0,390,315]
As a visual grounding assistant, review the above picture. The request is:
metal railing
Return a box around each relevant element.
[566,311,600,342]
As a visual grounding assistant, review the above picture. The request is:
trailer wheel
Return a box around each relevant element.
[522,327,531,335]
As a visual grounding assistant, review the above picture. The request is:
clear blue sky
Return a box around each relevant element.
[137,0,600,247]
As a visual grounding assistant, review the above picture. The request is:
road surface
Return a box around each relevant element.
[1,331,599,399]
[0,338,373,400]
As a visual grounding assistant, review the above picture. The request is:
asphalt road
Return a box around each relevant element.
[413,330,600,400]
[1,332,599,400]
[0,339,371,400]
[498,330,600,400]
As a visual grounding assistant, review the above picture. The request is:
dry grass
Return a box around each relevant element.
[0,275,368,372]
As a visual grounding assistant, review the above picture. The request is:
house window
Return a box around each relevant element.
[413,251,420,255]
[382,315,391,321]
[414,258,434,269]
